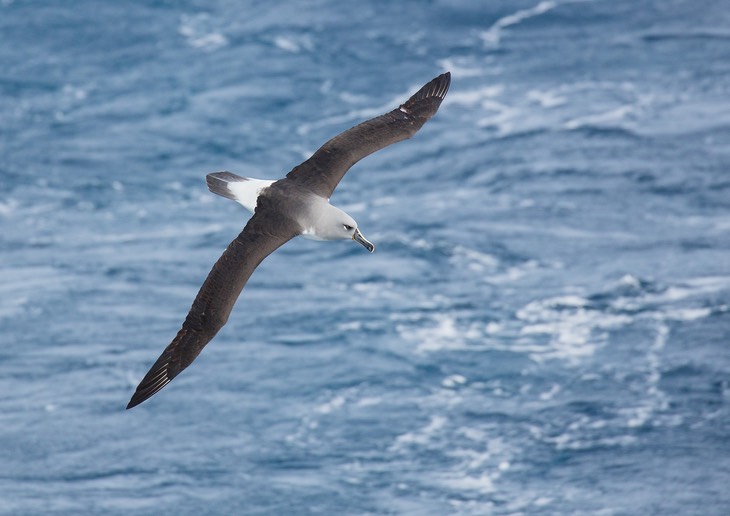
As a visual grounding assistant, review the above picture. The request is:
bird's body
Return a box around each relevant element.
[127,72,450,409]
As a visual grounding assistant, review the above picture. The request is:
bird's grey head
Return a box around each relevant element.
[309,204,375,253]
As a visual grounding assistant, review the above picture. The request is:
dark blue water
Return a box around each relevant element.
[2,0,730,514]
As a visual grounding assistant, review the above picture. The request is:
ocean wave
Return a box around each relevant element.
[640,29,730,42]
[480,1,559,47]
[178,13,229,51]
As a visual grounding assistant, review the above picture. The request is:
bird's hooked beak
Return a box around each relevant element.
[353,228,375,253]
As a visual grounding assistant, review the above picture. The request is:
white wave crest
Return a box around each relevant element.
[480,1,558,47]
[179,13,228,51]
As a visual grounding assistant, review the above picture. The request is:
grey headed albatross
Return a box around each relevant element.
[127,72,450,409]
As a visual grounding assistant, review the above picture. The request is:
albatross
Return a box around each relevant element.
[127,72,451,409]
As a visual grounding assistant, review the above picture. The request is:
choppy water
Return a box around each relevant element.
[2,0,730,514]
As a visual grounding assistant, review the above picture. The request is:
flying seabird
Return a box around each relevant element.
[127,72,451,409]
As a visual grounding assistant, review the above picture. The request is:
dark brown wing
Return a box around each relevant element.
[126,207,297,409]
[286,72,450,199]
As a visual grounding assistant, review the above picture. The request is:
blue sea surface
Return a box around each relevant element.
[2,0,730,514]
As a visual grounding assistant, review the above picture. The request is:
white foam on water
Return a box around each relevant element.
[476,99,521,136]
[398,312,486,354]
[61,84,89,106]
[178,14,228,51]
[618,273,642,289]
[272,34,314,53]
[439,472,496,493]
[391,415,447,448]
[0,198,18,215]
[553,432,638,451]
[337,321,362,332]
[480,1,558,47]
[454,77,667,138]
[622,321,672,428]
[437,436,516,500]
[273,36,300,52]
[486,259,541,284]
[446,84,504,107]
[527,88,567,108]
[530,413,639,452]
[392,413,516,500]
[450,244,500,274]
[448,78,643,138]
[442,374,467,389]
[355,396,382,407]
[517,295,632,363]
[539,383,561,401]
[408,314,465,353]
[510,274,725,443]
[316,394,346,414]
[611,275,730,314]
[563,104,636,130]
[663,307,713,321]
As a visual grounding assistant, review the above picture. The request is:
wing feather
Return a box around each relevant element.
[127,207,296,409]
[286,72,450,198]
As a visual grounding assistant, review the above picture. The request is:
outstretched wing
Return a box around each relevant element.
[286,72,450,199]
[127,207,297,409]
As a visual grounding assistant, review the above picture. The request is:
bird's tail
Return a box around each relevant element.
[206,171,248,201]
[206,171,275,214]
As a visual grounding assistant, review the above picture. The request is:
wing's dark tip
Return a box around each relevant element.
[418,72,451,100]
[397,72,450,120]
[126,347,177,409]
[126,364,172,409]
[404,72,451,106]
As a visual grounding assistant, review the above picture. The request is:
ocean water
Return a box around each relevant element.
[2,0,729,514]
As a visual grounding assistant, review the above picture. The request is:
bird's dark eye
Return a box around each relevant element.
[344,224,353,231]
